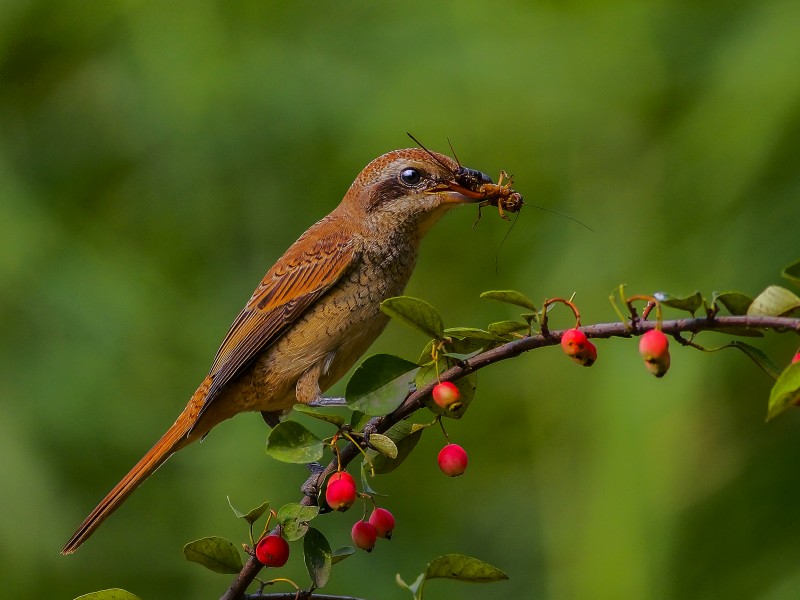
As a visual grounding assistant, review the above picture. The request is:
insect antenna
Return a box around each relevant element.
[406,132,457,174]
[446,137,463,169]
[525,204,593,231]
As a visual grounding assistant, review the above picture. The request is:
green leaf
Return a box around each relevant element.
[346,354,419,416]
[487,320,528,335]
[444,327,507,342]
[654,290,703,315]
[74,590,143,600]
[331,546,356,565]
[369,433,398,458]
[292,404,346,427]
[381,296,444,339]
[480,289,537,311]
[368,421,427,474]
[711,291,753,315]
[183,536,243,574]
[728,341,782,380]
[425,553,509,583]
[227,497,269,524]
[748,285,800,317]
[304,527,332,589]
[782,259,800,288]
[767,362,800,421]
[277,503,320,541]
[266,421,324,463]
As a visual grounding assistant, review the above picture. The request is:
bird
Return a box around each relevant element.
[61,146,495,554]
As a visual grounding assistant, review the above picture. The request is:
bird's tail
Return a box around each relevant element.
[61,402,199,555]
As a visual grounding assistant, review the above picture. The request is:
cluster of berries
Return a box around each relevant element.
[324,470,395,552]
[561,327,672,377]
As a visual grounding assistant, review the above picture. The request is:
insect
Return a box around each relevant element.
[466,169,524,221]
[407,133,524,220]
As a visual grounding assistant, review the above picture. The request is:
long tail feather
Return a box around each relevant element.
[61,409,195,555]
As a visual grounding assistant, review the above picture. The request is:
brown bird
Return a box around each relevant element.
[62,146,496,554]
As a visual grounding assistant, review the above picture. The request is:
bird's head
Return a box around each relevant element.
[342,147,493,238]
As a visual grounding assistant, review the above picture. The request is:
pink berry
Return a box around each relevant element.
[792,352,800,365]
[432,382,461,410]
[639,329,670,377]
[325,478,357,511]
[255,534,290,567]
[368,507,396,539]
[351,520,378,552]
[438,443,468,477]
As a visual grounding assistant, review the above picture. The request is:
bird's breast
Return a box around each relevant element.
[234,241,420,413]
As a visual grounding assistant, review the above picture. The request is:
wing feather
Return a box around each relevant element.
[199,224,360,415]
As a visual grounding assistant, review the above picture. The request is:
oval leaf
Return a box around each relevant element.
[487,320,528,335]
[767,362,800,421]
[346,354,419,416]
[445,327,507,342]
[369,433,399,458]
[480,289,537,311]
[381,296,444,339]
[266,421,324,463]
[183,536,243,574]
[227,497,269,524]
[654,291,703,314]
[304,527,332,589]
[74,591,143,600]
[748,285,800,317]
[729,341,781,380]
[292,404,346,427]
[278,503,320,541]
[711,291,753,315]
[331,546,356,565]
[425,553,509,583]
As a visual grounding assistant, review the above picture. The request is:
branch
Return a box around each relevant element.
[221,314,800,599]
[245,595,363,600]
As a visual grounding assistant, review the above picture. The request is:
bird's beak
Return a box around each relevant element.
[433,173,494,204]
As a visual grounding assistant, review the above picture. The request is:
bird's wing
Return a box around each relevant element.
[199,223,360,416]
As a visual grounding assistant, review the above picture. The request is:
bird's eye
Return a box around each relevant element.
[399,167,422,186]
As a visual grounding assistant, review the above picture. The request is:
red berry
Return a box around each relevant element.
[438,443,468,477]
[561,328,596,366]
[325,478,357,511]
[792,352,800,365]
[561,328,588,356]
[255,534,290,567]
[639,329,669,358]
[639,329,670,377]
[432,382,461,410]
[329,470,356,487]
[368,507,396,539]
[351,520,378,552]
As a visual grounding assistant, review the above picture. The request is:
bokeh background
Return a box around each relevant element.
[2,1,800,598]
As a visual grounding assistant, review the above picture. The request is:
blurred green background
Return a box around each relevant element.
[2,1,800,598]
